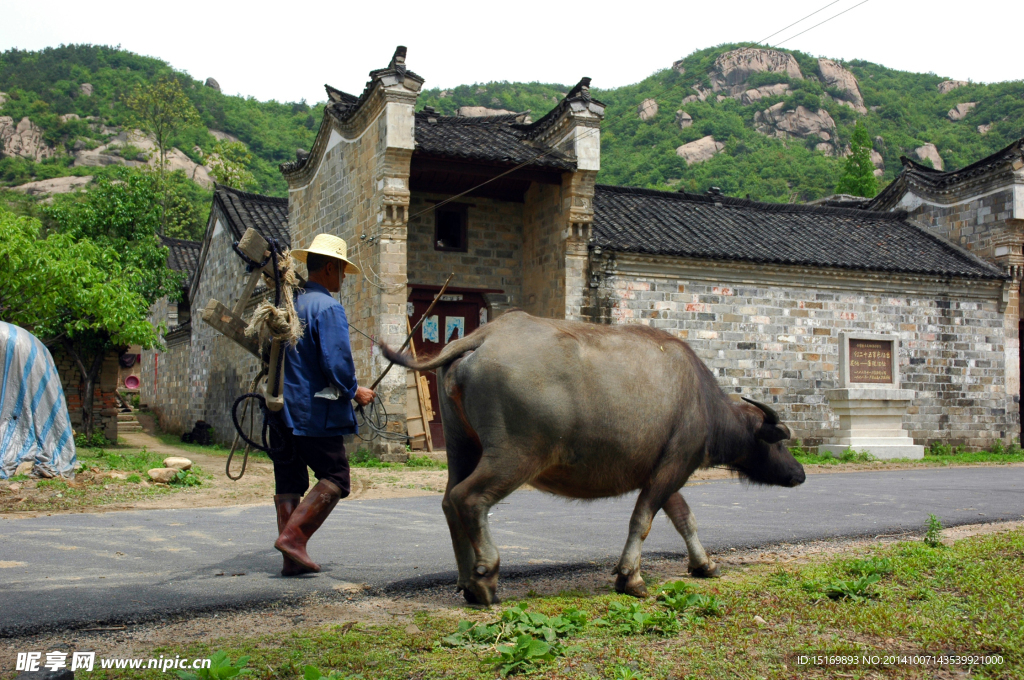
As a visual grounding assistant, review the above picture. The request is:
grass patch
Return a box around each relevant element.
[789,438,1024,467]
[348,448,447,471]
[87,526,1024,679]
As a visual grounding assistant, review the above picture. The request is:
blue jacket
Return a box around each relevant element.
[280,282,359,437]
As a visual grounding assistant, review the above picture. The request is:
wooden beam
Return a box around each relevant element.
[201,299,260,358]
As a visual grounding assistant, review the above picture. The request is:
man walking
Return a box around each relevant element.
[271,234,374,576]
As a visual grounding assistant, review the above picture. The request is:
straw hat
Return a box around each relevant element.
[290,233,361,274]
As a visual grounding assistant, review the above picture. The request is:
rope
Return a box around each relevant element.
[243,241,304,349]
[226,369,266,480]
[231,391,289,457]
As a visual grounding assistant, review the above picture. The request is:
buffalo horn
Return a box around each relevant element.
[742,396,780,425]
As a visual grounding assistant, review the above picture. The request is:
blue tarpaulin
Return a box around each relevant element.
[0,321,77,478]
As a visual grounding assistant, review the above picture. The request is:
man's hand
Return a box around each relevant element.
[353,386,375,406]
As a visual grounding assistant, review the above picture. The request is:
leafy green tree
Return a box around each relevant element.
[0,207,159,436]
[123,76,201,174]
[206,140,258,191]
[835,123,879,198]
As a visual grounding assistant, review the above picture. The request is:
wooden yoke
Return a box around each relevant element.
[200,228,293,411]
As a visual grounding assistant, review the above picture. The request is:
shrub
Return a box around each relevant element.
[75,432,110,448]
[924,514,944,548]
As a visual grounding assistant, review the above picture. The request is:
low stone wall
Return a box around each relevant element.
[141,327,192,435]
[589,254,1018,449]
[50,346,119,442]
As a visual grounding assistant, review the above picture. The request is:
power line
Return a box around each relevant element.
[774,0,870,47]
[756,0,842,45]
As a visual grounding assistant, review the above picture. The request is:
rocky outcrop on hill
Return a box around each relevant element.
[671,59,686,74]
[737,83,791,105]
[205,78,221,92]
[209,129,240,143]
[675,110,693,129]
[79,83,93,96]
[0,117,55,161]
[680,84,711,106]
[947,102,977,121]
[754,103,837,146]
[914,143,943,170]
[817,59,866,113]
[637,98,658,121]
[458,106,515,117]
[937,80,967,94]
[978,123,992,135]
[710,48,803,95]
[12,175,93,197]
[676,135,724,164]
[72,129,213,187]
[870,149,884,177]
[0,92,7,107]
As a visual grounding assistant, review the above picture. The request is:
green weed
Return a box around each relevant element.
[176,651,250,680]
[655,581,725,617]
[594,601,680,636]
[925,513,945,547]
[844,556,894,577]
[170,468,203,487]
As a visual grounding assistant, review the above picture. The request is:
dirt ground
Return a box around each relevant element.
[2,426,1021,519]
[2,519,1018,664]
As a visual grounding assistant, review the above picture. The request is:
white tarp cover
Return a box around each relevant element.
[0,321,77,478]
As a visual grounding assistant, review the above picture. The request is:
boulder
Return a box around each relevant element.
[148,468,179,483]
[0,91,6,107]
[637,98,658,121]
[205,77,221,92]
[675,110,693,129]
[209,129,240,143]
[977,123,992,135]
[163,456,193,470]
[73,129,213,188]
[914,143,944,170]
[59,113,80,123]
[816,142,835,155]
[15,461,34,477]
[738,82,791,105]
[457,106,515,118]
[754,103,837,143]
[11,175,93,197]
[680,94,699,106]
[817,59,867,114]
[947,102,976,121]
[0,116,55,161]
[438,90,452,98]
[873,136,885,152]
[710,48,803,95]
[671,59,686,74]
[870,149,884,177]
[937,80,967,95]
[676,135,724,164]
[80,83,93,96]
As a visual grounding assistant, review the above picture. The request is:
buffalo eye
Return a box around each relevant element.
[757,423,791,444]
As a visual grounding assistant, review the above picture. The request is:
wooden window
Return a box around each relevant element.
[434,204,468,252]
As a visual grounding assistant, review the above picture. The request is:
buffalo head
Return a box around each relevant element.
[728,397,805,488]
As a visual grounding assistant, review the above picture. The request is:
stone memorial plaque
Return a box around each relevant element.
[848,338,893,384]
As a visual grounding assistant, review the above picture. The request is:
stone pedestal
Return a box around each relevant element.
[820,388,924,459]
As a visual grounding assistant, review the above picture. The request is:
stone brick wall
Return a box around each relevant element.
[407,192,523,303]
[522,182,566,318]
[588,254,1018,449]
[141,328,192,435]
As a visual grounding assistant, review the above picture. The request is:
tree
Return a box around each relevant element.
[835,122,879,198]
[206,141,258,191]
[123,76,201,174]
[0,207,159,437]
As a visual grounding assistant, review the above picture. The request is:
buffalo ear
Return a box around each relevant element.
[758,422,791,444]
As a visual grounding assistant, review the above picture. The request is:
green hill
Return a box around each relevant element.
[3,43,1023,213]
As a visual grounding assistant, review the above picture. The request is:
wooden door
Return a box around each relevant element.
[409,289,486,449]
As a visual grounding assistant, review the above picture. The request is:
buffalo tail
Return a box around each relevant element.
[378,327,489,372]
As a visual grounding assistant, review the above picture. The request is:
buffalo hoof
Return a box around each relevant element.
[688,561,720,579]
[614,572,648,598]
[462,584,499,606]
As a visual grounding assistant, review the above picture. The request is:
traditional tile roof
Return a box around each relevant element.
[160,236,201,287]
[869,137,1024,211]
[592,185,1005,280]
[213,185,290,248]
[414,109,576,171]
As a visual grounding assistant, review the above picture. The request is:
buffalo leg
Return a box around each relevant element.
[443,447,481,598]
[614,482,679,598]
[663,492,719,577]
[448,451,536,606]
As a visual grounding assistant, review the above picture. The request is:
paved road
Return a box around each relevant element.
[1,466,1021,635]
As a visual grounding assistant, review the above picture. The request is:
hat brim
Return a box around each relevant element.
[291,248,361,275]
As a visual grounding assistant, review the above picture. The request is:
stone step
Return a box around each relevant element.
[117,413,139,422]
[118,424,144,433]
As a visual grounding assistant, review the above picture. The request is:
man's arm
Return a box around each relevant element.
[315,305,361,400]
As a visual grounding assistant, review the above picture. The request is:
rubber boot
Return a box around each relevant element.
[274,479,342,573]
[274,494,314,576]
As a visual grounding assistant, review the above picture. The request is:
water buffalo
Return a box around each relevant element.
[381,311,804,604]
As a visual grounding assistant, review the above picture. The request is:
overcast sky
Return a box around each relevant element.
[3,0,1020,105]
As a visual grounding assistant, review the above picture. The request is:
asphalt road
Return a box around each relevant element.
[1,466,1021,635]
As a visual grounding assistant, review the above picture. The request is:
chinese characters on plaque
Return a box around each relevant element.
[848,338,893,384]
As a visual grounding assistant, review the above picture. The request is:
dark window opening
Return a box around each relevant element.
[434,205,468,252]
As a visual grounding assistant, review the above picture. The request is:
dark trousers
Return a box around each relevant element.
[269,424,351,497]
